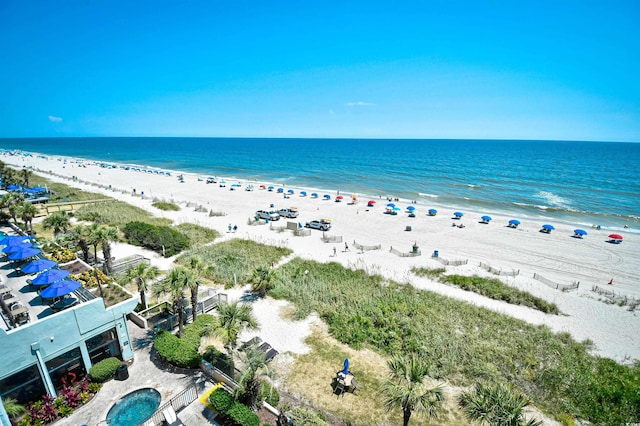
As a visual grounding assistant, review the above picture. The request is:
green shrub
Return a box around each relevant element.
[290,407,329,425]
[411,266,446,278]
[123,221,190,256]
[226,401,260,426]
[203,346,234,377]
[260,382,280,407]
[153,315,219,369]
[208,388,234,413]
[152,201,180,211]
[175,223,219,247]
[88,357,121,383]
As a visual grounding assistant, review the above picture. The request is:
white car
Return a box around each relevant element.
[256,210,280,221]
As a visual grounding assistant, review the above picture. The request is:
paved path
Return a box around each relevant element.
[54,321,219,426]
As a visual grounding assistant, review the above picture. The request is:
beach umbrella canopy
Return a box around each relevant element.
[267,186,274,190]
[22,259,58,274]
[0,235,29,246]
[407,206,416,211]
[231,183,241,187]
[368,200,376,205]
[277,187,284,193]
[287,189,294,194]
[259,184,266,189]
[342,358,349,375]
[3,242,32,254]
[336,195,344,200]
[428,208,437,214]
[7,184,20,191]
[386,203,395,208]
[481,215,492,221]
[509,219,520,226]
[311,192,318,197]
[574,229,587,236]
[300,191,307,196]
[608,234,623,240]
[40,279,81,298]
[454,212,464,218]
[8,247,41,260]
[542,224,555,231]
[393,207,401,211]
[323,194,331,199]
[31,269,70,286]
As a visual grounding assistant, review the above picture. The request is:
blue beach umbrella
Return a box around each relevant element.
[323,194,331,199]
[267,186,274,191]
[407,206,416,211]
[574,229,587,236]
[7,184,20,191]
[300,191,307,196]
[277,187,284,193]
[542,224,555,231]
[428,208,437,215]
[22,259,57,274]
[509,219,520,226]
[311,193,318,198]
[454,212,464,218]
[8,247,41,261]
[31,269,70,286]
[393,207,401,211]
[3,242,32,254]
[386,203,395,208]
[481,215,492,222]
[0,235,29,245]
[40,279,81,298]
[287,189,294,194]
[342,358,349,375]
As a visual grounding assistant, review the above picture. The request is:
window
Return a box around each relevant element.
[0,364,45,404]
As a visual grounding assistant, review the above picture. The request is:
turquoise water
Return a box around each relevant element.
[105,387,161,426]
[1,138,638,230]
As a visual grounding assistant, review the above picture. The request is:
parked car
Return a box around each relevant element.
[305,219,331,231]
[278,207,299,218]
[256,210,280,221]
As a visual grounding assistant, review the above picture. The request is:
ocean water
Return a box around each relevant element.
[1,138,638,231]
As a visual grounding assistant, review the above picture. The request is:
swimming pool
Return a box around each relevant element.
[105,388,161,426]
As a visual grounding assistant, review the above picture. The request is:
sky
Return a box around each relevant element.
[1,1,639,141]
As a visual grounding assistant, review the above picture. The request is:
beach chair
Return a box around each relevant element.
[162,406,184,426]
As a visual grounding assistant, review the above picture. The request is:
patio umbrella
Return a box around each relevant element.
[454,212,464,218]
[3,242,32,254]
[574,229,587,236]
[407,206,416,211]
[542,224,555,231]
[608,234,623,240]
[8,247,41,261]
[342,358,349,375]
[509,219,520,226]
[22,259,58,274]
[31,269,70,286]
[481,215,492,222]
[323,194,331,199]
[0,235,29,246]
[287,189,294,194]
[40,279,81,298]
[7,184,20,191]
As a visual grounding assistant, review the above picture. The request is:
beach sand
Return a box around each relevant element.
[6,153,640,363]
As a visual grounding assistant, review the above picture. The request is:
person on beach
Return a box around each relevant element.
[233,225,238,233]
[228,224,232,233]
[333,247,337,256]
[345,242,349,252]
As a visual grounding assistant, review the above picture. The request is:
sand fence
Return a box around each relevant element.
[591,285,640,310]
[479,262,520,276]
[533,273,579,291]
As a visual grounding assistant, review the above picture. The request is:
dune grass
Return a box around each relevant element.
[174,223,219,247]
[28,174,107,202]
[74,201,172,227]
[152,201,180,211]
[270,258,640,425]
[177,239,292,287]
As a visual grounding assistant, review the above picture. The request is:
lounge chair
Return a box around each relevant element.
[162,406,184,426]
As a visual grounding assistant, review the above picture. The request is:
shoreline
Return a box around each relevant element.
[3,150,640,363]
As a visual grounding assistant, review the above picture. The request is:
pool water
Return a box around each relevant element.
[105,388,161,426]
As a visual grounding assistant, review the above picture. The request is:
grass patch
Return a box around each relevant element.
[177,239,291,287]
[175,223,219,247]
[152,201,180,211]
[28,173,107,202]
[441,274,560,314]
[411,266,446,278]
[270,258,640,424]
[74,201,171,227]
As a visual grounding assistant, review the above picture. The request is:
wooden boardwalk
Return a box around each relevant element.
[36,198,114,216]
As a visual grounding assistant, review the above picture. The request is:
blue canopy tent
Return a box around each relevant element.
[22,259,57,274]
[453,212,464,218]
[508,219,520,228]
[31,269,70,286]
[40,279,81,298]
[541,224,555,233]
[574,229,587,238]
[8,247,41,261]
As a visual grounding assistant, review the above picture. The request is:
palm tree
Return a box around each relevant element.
[97,226,118,274]
[458,383,542,426]
[233,343,273,410]
[0,192,23,224]
[42,211,70,236]
[21,168,32,187]
[18,201,38,236]
[206,301,258,349]
[153,266,195,337]
[381,354,445,426]
[249,265,277,298]
[119,262,159,311]
[184,256,211,323]
[71,225,91,263]
[86,223,102,264]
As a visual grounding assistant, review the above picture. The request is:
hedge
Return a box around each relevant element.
[226,401,260,426]
[123,221,190,256]
[208,389,259,426]
[209,388,234,413]
[153,315,219,368]
[89,357,122,383]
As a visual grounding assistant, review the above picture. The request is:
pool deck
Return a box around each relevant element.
[54,320,220,426]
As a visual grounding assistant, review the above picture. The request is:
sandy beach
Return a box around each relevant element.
[5,152,640,363]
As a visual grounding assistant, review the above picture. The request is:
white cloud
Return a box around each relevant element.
[345,101,376,107]
[48,115,63,122]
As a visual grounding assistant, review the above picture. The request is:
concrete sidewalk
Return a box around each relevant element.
[54,321,219,426]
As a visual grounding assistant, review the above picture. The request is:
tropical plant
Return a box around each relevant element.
[86,223,102,264]
[2,396,27,420]
[96,225,118,274]
[233,343,273,410]
[18,201,39,235]
[0,191,23,224]
[71,225,91,263]
[381,354,445,426]
[458,383,542,426]
[250,265,277,298]
[184,255,212,323]
[153,266,195,337]
[205,301,258,348]
[21,168,32,187]
[119,262,159,310]
[43,211,71,236]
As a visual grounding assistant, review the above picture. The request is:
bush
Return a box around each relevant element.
[153,315,218,369]
[123,221,190,256]
[226,401,260,426]
[152,201,180,211]
[260,382,280,407]
[88,357,122,383]
[203,346,234,377]
[209,388,234,413]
